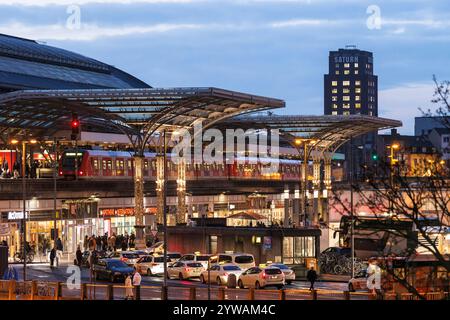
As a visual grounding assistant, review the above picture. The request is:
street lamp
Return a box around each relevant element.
[293,138,316,227]
[11,137,37,281]
[387,143,399,185]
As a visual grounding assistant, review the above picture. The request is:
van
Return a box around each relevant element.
[211,253,256,270]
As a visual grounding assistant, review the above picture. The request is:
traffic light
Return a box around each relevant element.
[371,153,378,161]
[71,113,80,140]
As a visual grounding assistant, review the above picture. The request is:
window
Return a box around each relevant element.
[344,70,350,75]
[444,137,449,143]
[335,63,339,68]
[332,88,338,94]
[355,103,361,109]
[369,111,373,116]
[355,95,360,101]
[343,103,350,109]
[343,88,350,94]
[335,70,340,75]
[343,81,350,86]
[343,96,350,101]
[332,103,338,109]
[282,236,316,265]
[354,70,359,75]
[331,111,338,115]
[355,87,361,93]
[332,81,338,86]
[344,63,350,68]
[354,63,359,68]
[332,96,338,101]
[343,111,350,115]
[355,80,361,86]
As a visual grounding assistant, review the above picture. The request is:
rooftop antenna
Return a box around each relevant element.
[345,44,357,49]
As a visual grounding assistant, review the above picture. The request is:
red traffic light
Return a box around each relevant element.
[71,119,79,128]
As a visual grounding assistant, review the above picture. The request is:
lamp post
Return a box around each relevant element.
[11,137,37,281]
[162,129,168,299]
[294,138,316,227]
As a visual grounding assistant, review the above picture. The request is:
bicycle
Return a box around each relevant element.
[14,251,34,264]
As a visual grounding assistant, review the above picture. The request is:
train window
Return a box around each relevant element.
[107,160,112,170]
[151,161,156,170]
[144,160,149,170]
[127,160,132,170]
[102,160,107,170]
[92,159,99,170]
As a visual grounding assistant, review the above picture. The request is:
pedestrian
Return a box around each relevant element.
[49,247,56,268]
[121,239,127,252]
[306,266,317,290]
[129,233,135,249]
[125,274,134,300]
[76,246,83,266]
[56,237,63,267]
[83,235,88,251]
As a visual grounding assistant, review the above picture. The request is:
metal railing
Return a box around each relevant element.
[0,280,448,301]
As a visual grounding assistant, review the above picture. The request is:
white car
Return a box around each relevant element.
[167,261,205,280]
[267,263,296,284]
[200,264,243,286]
[107,251,140,267]
[178,253,211,269]
[237,266,285,289]
[134,255,166,276]
[210,253,255,270]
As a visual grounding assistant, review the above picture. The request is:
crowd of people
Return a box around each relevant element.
[0,157,51,179]
[82,232,136,252]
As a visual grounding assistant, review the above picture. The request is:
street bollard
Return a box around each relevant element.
[248,288,255,300]
[135,285,141,300]
[8,280,16,300]
[279,289,286,300]
[312,289,317,300]
[56,282,62,300]
[31,280,37,300]
[161,285,168,300]
[189,287,196,300]
[81,283,87,300]
[344,291,350,300]
[107,284,114,300]
[218,287,225,300]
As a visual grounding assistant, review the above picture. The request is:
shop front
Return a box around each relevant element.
[100,207,156,237]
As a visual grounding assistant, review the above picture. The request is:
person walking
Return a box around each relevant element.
[125,274,134,300]
[83,235,89,251]
[132,269,142,300]
[121,239,127,252]
[76,246,83,266]
[306,266,318,290]
[49,247,56,268]
[55,237,63,267]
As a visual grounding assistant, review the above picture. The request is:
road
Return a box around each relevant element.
[6,262,355,300]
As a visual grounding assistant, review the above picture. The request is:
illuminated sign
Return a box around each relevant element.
[8,211,29,220]
[334,56,359,63]
[100,207,156,217]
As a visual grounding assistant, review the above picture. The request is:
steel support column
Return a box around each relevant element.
[133,155,145,248]
[156,155,165,225]
[321,154,332,224]
[312,156,321,226]
[176,158,187,225]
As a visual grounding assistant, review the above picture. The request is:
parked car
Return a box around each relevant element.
[200,264,243,286]
[267,263,296,284]
[106,251,140,267]
[178,253,211,269]
[92,259,134,282]
[167,261,205,280]
[348,269,368,292]
[237,266,285,289]
[135,255,166,276]
[210,253,256,270]
[167,252,182,263]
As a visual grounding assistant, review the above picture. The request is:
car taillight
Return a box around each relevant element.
[79,170,83,175]
[261,272,267,279]
[121,257,128,262]
[185,268,190,272]
[59,171,63,175]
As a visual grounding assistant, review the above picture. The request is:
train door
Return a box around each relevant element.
[102,158,113,176]
[91,157,100,176]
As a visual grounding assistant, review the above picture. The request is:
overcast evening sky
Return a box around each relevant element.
[0,0,449,134]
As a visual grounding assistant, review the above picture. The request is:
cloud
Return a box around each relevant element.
[382,18,450,29]
[0,0,200,5]
[0,22,204,41]
[378,83,436,135]
[269,18,351,28]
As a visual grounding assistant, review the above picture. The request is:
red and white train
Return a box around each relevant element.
[59,149,301,181]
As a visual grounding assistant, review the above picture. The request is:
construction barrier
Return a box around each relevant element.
[0,280,447,301]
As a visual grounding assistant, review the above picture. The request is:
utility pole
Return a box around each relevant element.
[349,136,355,279]
[162,130,168,299]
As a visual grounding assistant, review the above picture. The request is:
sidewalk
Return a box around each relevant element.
[319,274,351,282]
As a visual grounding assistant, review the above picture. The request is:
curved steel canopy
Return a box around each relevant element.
[225,114,402,155]
[0,87,285,148]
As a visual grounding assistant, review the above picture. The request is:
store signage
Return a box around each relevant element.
[0,223,10,235]
[263,236,272,250]
[100,207,156,217]
[334,55,359,63]
[8,211,29,220]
